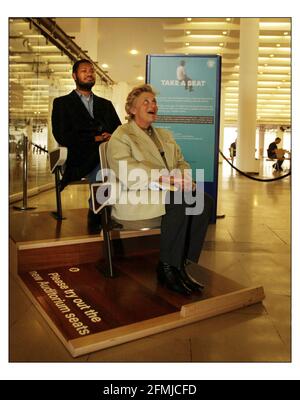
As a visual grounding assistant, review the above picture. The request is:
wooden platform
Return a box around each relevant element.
[10,208,265,358]
[10,208,160,272]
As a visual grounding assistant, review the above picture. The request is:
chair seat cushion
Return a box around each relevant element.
[112,216,161,231]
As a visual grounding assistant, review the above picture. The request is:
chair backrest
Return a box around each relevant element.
[91,182,114,214]
[49,147,68,173]
[91,142,114,214]
[99,141,109,181]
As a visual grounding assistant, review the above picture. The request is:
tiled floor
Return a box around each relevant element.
[9,153,53,194]
[9,161,291,365]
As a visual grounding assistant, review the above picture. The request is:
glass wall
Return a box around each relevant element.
[9,18,112,199]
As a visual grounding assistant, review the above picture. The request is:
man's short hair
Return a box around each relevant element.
[72,59,93,74]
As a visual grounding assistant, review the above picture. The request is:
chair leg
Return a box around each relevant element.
[100,207,114,278]
[52,167,65,220]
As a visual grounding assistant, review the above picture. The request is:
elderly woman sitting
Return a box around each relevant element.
[107,84,213,295]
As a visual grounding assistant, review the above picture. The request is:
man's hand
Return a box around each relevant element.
[94,132,111,142]
[94,135,104,142]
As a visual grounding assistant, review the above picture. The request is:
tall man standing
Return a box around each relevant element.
[51,59,121,232]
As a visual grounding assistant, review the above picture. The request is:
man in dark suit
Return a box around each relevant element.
[51,59,121,232]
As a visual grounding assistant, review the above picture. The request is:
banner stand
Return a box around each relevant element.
[147,55,221,222]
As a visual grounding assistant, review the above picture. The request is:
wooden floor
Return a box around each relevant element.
[18,251,264,357]
[19,257,179,340]
[10,208,160,246]
[9,162,291,368]
[10,208,102,244]
[11,207,264,357]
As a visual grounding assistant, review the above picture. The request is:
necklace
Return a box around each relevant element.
[144,126,153,136]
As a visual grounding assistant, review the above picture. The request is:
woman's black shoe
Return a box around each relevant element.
[157,262,192,296]
[178,266,205,292]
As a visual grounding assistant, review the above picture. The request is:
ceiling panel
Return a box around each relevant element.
[9,17,291,126]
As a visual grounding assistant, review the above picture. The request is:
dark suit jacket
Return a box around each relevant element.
[267,142,278,158]
[51,90,121,189]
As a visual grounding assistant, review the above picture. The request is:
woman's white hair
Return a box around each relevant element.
[125,84,156,120]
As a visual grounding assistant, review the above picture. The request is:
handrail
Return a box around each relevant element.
[26,17,115,85]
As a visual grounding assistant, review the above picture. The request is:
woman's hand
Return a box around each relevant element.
[101,132,112,141]
[159,173,195,192]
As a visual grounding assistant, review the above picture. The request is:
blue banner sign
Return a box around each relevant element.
[146,55,221,222]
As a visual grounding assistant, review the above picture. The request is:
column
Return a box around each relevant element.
[236,18,259,173]
[258,125,265,160]
[47,95,58,152]
[218,84,225,163]
[76,18,99,61]
[111,81,130,123]
[276,125,284,141]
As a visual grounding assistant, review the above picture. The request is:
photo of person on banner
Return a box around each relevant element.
[176,60,193,92]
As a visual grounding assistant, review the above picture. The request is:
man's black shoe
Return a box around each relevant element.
[87,209,102,234]
[157,261,192,296]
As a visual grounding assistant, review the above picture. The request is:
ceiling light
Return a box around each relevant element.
[276,44,281,47]
[137,76,144,81]
[187,18,192,22]
[283,32,289,35]
[129,49,138,55]
[23,34,44,39]
[219,43,224,47]
[226,18,231,21]
[222,31,228,35]
[185,42,190,46]
[101,63,109,69]
[31,45,57,50]
[186,31,191,35]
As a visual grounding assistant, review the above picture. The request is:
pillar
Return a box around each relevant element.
[276,125,284,141]
[258,125,265,160]
[218,84,225,163]
[76,18,99,61]
[236,18,259,173]
[47,83,61,151]
[111,82,130,123]
[47,95,58,152]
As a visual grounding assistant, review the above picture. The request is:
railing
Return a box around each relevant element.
[27,18,114,85]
